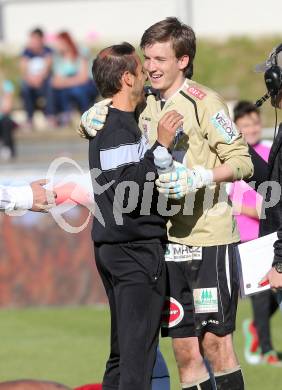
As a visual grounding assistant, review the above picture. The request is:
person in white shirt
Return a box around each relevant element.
[0,179,56,212]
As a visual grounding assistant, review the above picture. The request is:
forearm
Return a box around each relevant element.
[212,163,234,184]
[63,60,89,87]
[60,74,88,88]
[224,155,254,181]
[0,185,33,211]
[273,224,282,266]
[1,94,13,114]
[236,204,260,220]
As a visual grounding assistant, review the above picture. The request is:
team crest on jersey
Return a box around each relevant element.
[142,121,150,144]
[211,110,239,144]
[161,297,184,328]
[187,86,206,100]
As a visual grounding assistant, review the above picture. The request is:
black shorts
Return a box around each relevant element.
[161,243,239,338]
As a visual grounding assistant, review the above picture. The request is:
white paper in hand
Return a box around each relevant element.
[237,232,277,297]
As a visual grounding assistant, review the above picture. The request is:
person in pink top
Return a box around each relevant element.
[230,101,281,366]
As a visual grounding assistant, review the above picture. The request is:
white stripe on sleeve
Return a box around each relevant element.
[100,136,149,171]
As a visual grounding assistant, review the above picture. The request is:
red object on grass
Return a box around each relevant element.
[249,321,259,353]
[75,385,102,390]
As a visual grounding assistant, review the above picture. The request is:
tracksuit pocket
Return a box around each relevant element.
[120,242,165,283]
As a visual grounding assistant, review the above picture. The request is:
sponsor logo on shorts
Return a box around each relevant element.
[201,319,220,327]
[193,288,219,314]
[211,110,239,144]
[187,86,206,100]
[161,297,184,328]
[165,244,202,262]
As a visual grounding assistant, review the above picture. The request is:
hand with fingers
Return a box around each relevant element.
[260,267,282,290]
[30,179,57,212]
[157,110,183,148]
[77,98,112,139]
[156,162,214,199]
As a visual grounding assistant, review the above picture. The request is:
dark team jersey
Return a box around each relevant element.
[89,107,167,244]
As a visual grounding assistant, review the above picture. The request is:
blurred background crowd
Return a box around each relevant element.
[0,27,99,161]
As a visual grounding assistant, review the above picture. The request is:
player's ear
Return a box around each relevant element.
[178,55,189,71]
[122,71,134,88]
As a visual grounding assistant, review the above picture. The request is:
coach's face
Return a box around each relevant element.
[143,40,188,97]
[132,54,147,103]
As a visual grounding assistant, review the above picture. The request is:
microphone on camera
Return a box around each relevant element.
[255,92,270,107]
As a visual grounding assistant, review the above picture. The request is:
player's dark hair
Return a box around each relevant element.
[31,28,44,38]
[233,100,260,122]
[140,17,196,79]
[92,42,138,98]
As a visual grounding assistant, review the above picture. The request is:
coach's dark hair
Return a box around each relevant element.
[140,17,196,79]
[31,27,44,38]
[92,42,138,98]
[233,100,260,123]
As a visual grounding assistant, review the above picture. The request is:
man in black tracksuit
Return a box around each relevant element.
[260,119,282,288]
[89,42,183,390]
[258,44,282,289]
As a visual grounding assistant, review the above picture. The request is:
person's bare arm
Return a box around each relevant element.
[232,203,260,219]
[0,91,13,115]
[19,57,29,80]
[30,179,56,212]
[212,164,234,183]
[52,57,89,88]
[42,54,52,79]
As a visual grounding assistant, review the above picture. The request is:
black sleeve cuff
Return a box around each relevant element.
[151,140,163,152]
[151,141,172,153]
[273,241,282,266]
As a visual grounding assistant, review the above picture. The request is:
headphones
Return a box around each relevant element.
[264,44,282,97]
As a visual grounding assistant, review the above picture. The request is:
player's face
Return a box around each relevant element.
[143,40,188,98]
[55,38,70,56]
[236,112,262,146]
[132,54,147,103]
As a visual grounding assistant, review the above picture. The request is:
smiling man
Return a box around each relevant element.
[138,18,252,390]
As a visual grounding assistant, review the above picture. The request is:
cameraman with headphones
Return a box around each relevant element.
[256,44,282,289]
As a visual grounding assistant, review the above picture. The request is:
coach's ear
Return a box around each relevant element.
[123,70,134,88]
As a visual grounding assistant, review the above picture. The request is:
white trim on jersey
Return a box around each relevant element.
[216,246,225,324]
[225,246,232,297]
[100,136,149,171]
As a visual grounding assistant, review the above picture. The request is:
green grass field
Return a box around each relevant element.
[0,300,281,389]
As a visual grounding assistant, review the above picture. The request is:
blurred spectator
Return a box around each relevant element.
[52,31,98,126]
[0,73,17,160]
[230,101,281,366]
[20,27,55,130]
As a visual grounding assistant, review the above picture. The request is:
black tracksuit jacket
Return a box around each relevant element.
[88,107,167,244]
[259,123,282,265]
